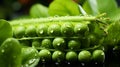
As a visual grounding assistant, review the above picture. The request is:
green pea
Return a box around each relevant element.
[74,23,88,36]
[68,39,81,50]
[38,49,51,62]
[78,50,91,63]
[36,24,48,36]
[61,22,74,36]
[32,39,41,47]
[52,37,66,50]
[41,39,52,48]
[52,50,65,62]
[66,51,78,62]
[14,26,25,38]
[25,25,37,37]
[92,50,105,63]
[48,24,61,36]
[88,34,97,47]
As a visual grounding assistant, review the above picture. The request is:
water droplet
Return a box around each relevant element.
[13,56,16,58]
[48,52,50,55]
[50,30,54,33]
[55,62,59,65]
[40,30,43,34]
[34,54,37,56]
[67,62,70,65]
[64,31,66,33]
[29,59,36,64]
[102,47,105,51]
[25,64,29,67]
[49,17,53,22]
[95,62,98,64]
[81,63,85,66]
[42,59,45,62]
[113,39,116,42]
[101,52,104,56]
[58,52,61,55]
[57,43,60,46]
[78,28,81,31]
[1,49,5,53]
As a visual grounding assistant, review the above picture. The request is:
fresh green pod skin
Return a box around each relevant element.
[68,39,81,50]
[36,24,48,37]
[21,47,40,67]
[38,49,52,62]
[13,26,25,38]
[41,39,53,49]
[32,39,41,47]
[52,50,65,62]
[48,24,61,36]
[66,51,78,62]
[74,23,89,36]
[92,50,105,63]
[10,15,102,26]
[61,22,74,36]
[0,38,22,67]
[52,37,66,50]
[25,25,37,37]
[78,50,91,63]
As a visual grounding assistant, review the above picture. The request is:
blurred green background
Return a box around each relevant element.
[0,0,53,20]
[0,0,120,20]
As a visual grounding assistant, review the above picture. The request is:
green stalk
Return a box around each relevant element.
[9,14,106,26]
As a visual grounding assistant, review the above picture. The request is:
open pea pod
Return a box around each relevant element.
[0,38,22,67]
[21,47,40,67]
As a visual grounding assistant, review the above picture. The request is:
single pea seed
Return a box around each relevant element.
[78,50,91,63]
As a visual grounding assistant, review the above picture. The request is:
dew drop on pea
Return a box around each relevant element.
[81,63,85,66]
[1,49,5,53]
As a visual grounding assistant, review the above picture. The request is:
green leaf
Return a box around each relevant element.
[30,3,49,18]
[48,0,81,16]
[21,47,40,67]
[97,0,120,21]
[83,0,99,15]
[0,38,22,67]
[0,19,12,45]
[83,0,118,18]
[97,0,118,17]
[104,21,120,47]
[108,8,120,21]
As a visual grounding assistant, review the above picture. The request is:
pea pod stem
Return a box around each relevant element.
[9,13,106,26]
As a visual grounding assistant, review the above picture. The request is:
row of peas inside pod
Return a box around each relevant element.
[38,49,105,64]
[19,37,100,50]
[12,21,90,38]
[10,15,106,64]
